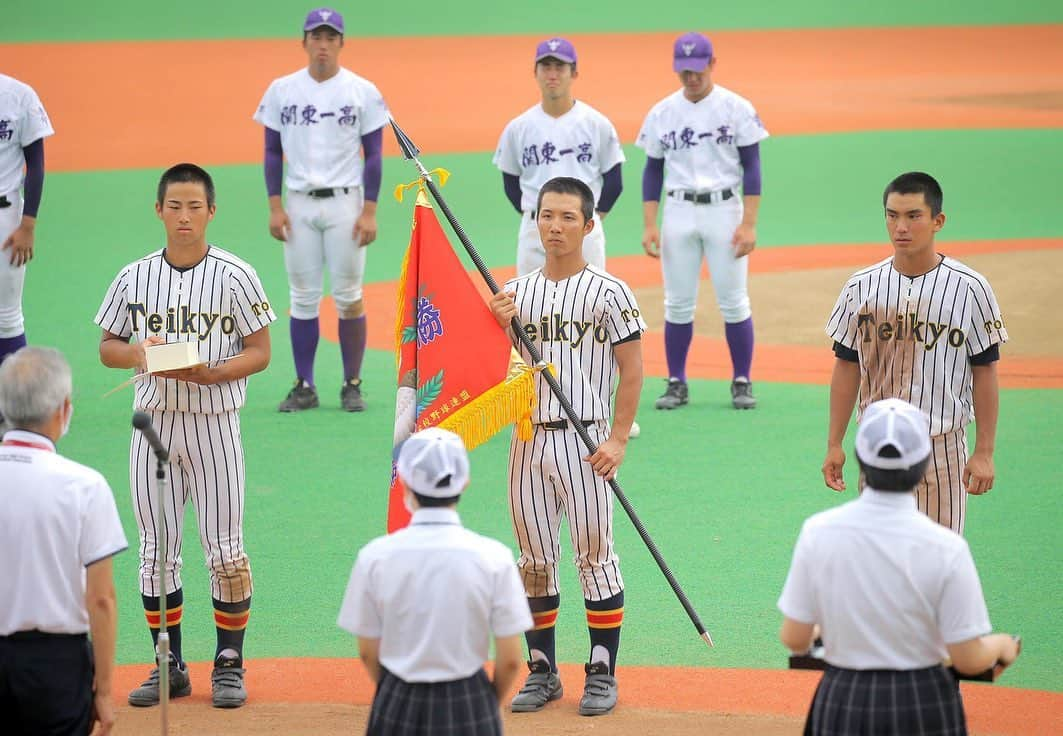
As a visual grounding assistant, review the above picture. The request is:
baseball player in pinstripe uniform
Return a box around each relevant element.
[823,172,1007,534]
[493,37,626,277]
[254,7,388,413]
[96,164,275,708]
[637,32,767,411]
[0,74,53,376]
[489,177,644,717]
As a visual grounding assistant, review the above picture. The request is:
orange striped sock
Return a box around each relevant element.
[586,591,624,674]
[213,597,251,662]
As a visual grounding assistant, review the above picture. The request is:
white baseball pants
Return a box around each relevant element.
[660,196,751,324]
[0,191,26,338]
[284,187,366,319]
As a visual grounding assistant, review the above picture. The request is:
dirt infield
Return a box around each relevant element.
[1,25,1061,171]
[337,238,1063,389]
[107,658,1061,735]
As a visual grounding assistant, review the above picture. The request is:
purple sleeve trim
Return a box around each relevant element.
[361,126,384,202]
[502,172,523,213]
[597,163,623,213]
[21,139,45,218]
[641,156,665,202]
[738,143,762,196]
[264,128,283,197]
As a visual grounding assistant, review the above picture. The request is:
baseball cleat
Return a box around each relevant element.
[278,378,319,412]
[731,379,756,409]
[578,661,618,716]
[654,378,689,410]
[510,659,563,712]
[127,653,191,707]
[211,654,248,708]
[340,378,366,412]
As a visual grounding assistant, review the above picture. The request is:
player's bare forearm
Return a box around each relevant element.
[641,201,661,257]
[971,362,999,457]
[98,331,162,370]
[610,340,643,444]
[965,362,999,494]
[780,617,816,654]
[823,357,860,491]
[732,195,760,257]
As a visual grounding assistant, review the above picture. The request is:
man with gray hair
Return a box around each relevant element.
[0,346,127,735]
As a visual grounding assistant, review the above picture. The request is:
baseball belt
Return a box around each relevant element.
[668,188,735,204]
[0,195,11,209]
[537,419,598,431]
[305,187,350,199]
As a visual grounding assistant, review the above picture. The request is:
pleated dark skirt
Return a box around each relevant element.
[805,665,967,736]
[366,667,501,736]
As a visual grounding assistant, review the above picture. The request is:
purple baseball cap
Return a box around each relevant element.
[304,7,344,34]
[535,37,577,65]
[673,32,713,72]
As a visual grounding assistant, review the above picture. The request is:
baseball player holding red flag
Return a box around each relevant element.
[490,177,644,717]
[254,7,388,413]
[638,32,768,411]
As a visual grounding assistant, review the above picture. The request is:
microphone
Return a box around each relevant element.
[132,411,169,462]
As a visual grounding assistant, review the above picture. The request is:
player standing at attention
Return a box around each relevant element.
[254,7,388,413]
[0,75,53,374]
[823,172,1007,535]
[494,37,625,278]
[489,177,644,717]
[96,163,275,709]
[637,32,768,411]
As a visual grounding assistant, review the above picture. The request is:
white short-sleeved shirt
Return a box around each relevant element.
[254,67,389,193]
[636,85,768,193]
[94,246,276,414]
[504,265,645,423]
[0,74,54,195]
[338,508,532,683]
[825,255,1008,436]
[778,489,991,670]
[0,431,127,635]
[493,101,625,212]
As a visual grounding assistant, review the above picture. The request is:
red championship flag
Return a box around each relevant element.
[388,189,535,531]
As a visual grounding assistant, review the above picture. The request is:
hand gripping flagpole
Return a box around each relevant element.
[390,118,713,647]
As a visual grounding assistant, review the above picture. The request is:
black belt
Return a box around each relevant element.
[306,187,350,198]
[0,195,11,209]
[538,419,597,431]
[668,188,735,204]
[1,630,87,641]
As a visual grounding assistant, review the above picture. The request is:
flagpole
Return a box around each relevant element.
[390,118,714,648]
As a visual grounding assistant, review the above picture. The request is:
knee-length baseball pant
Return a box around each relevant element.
[508,422,623,601]
[130,409,251,603]
[660,196,750,324]
[284,187,367,319]
[0,191,26,338]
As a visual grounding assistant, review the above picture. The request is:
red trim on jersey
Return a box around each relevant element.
[2,438,55,452]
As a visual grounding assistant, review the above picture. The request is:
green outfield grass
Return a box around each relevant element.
[4,0,1061,42]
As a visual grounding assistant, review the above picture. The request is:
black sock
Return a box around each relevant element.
[142,589,184,665]
[525,594,561,672]
[586,590,624,675]
[213,597,251,663]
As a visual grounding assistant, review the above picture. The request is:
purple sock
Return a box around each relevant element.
[724,317,754,381]
[338,316,367,382]
[289,317,319,386]
[0,334,27,365]
[663,321,693,382]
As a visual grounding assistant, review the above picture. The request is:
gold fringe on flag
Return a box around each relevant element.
[439,350,541,447]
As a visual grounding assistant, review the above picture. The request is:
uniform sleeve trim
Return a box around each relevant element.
[85,545,129,568]
[833,341,859,362]
[968,343,1000,366]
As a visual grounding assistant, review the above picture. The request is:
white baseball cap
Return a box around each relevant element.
[397,428,470,497]
[855,398,932,470]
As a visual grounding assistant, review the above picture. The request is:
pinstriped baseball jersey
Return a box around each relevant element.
[826,255,1007,436]
[504,265,646,424]
[95,247,276,413]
